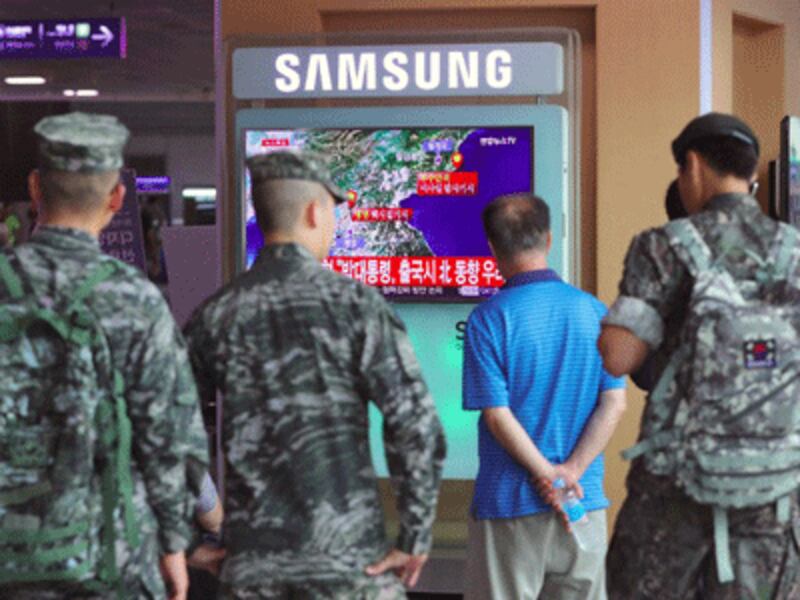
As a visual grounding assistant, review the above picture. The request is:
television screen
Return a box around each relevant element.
[243,126,534,300]
[782,116,800,228]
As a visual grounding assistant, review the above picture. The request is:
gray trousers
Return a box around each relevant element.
[464,510,608,600]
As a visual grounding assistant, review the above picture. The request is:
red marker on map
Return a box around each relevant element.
[347,190,358,208]
[451,152,463,168]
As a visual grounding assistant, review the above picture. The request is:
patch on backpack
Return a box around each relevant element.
[743,339,777,369]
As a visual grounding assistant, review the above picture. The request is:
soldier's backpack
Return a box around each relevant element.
[622,218,800,584]
[0,251,139,596]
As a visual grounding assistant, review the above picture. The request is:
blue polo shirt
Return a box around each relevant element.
[463,269,625,519]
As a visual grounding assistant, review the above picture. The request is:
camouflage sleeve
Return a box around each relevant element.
[127,298,209,554]
[602,229,688,349]
[359,291,446,556]
[183,307,218,408]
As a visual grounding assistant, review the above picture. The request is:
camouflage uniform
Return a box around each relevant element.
[0,112,209,599]
[603,193,800,599]
[184,241,446,599]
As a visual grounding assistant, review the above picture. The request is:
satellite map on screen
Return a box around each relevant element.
[244,126,533,300]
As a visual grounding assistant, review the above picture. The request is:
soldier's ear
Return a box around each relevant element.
[684,150,704,180]
[305,198,321,229]
[28,170,43,212]
[108,182,125,214]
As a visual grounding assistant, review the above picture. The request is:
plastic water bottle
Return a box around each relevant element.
[552,478,604,552]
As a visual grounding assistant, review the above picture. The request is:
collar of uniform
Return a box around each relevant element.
[703,192,759,213]
[502,268,561,290]
[32,225,100,250]
[254,242,318,266]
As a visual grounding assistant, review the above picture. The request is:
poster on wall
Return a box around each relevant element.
[99,169,146,272]
[244,126,534,300]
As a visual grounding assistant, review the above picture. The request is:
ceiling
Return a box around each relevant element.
[71,100,216,134]
[0,0,214,102]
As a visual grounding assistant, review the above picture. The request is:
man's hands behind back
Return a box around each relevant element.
[534,463,584,533]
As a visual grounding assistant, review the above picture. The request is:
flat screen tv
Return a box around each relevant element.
[243,126,534,300]
[781,116,800,228]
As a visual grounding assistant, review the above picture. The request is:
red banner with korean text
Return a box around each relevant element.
[416,172,478,196]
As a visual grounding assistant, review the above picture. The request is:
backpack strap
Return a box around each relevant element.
[64,261,141,589]
[777,495,791,523]
[621,429,679,461]
[0,251,24,300]
[710,498,791,584]
[0,251,108,347]
[711,491,794,585]
[664,220,713,276]
[112,368,139,550]
[3,214,20,247]
[0,253,24,343]
[0,251,46,344]
[66,262,120,313]
[713,506,734,583]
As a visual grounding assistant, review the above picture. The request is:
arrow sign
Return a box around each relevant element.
[91,25,114,48]
[0,18,125,59]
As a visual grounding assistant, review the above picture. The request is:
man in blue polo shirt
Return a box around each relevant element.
[462,193,627,600]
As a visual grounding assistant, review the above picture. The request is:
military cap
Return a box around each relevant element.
[246,151,347,204]
[672,112,759,163]
[34,112,130,174]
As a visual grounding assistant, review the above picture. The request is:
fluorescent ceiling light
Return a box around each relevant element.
[4,76,46,85]
[63,89,76,97]
[75,89,99,97]
[182,187,217,197]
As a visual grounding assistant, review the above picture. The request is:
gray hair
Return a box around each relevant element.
[482,193,550,261]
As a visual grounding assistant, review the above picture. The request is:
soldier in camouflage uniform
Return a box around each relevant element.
[1,112,209,599]
[599,113,800,599]
[184,151,446,599]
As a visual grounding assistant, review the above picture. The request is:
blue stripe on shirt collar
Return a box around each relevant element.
[502,269,561,289]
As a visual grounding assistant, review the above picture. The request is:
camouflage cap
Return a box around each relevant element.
[246,151,347,204]
[34,112,130,174]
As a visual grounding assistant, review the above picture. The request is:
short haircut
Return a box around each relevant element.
[482,193,550,261]
[251,179,329,234]
[39,169,120,214]
[678,136,758,180]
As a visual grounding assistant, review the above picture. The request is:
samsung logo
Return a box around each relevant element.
[233,43,564,99]
[274,49,513,94]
